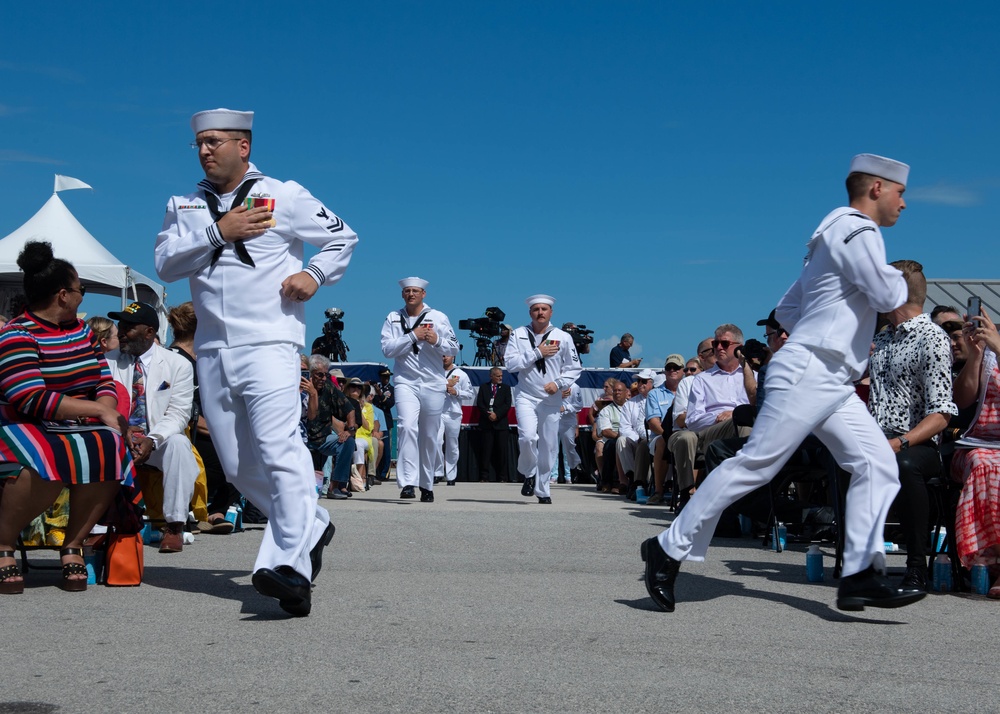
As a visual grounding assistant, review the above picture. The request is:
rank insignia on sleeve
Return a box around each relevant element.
[311,206,344,234]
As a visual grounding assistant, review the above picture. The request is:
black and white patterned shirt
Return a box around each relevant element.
[868,312,957,441]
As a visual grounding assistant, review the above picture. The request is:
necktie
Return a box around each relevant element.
[130,358,148,432]
[492,384,497,396]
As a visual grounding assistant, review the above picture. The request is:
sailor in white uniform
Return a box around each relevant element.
[504,295,582,503]
[557,382,584,482]
[154,108,355,616]
[439,354,474,486]
[380,277,459,501]
[642,153,927,614]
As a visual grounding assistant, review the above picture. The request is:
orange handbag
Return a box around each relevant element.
[105,533,144,586]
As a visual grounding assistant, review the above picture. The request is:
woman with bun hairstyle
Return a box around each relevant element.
[0,240,136,594]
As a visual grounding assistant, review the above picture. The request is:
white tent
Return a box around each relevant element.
[0,175,166,332]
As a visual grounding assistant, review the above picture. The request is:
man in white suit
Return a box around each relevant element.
[105,301,198,553]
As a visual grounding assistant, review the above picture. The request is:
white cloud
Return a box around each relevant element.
[908,182,980,207]
[0,150,64,165]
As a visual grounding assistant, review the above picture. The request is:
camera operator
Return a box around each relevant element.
[371,367,395,481]
[492,324,511,366]
[311,308,348,362]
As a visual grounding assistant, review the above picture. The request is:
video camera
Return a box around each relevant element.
[734,338,768,364]
[322,307,345,335]
[565,324,594,354]
[458,306,506,337]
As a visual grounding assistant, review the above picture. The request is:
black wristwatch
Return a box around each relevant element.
[898,435,910,450]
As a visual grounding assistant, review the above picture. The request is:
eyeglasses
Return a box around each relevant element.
[684,367,699,373]
[764,331,785,340]
[311,371,328,377]
[712,340,740,350]
[664,365,683,372]
[635,378,651,383]
[64,286,86,296]
[190,137,239,151]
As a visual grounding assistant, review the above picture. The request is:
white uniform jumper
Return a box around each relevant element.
[154,163,357,578]
[439,366,474,483]
[505,325,582,499]
[380,306,459,491]
[658,207,907,578]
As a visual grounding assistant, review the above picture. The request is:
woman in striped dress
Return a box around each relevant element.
[0,241,135,594]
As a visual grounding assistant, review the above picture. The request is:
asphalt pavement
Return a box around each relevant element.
[1,481,991,714]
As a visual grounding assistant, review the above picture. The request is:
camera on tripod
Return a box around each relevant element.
[458,306,506,338]
[458,306,506,366]
[311,307,349,362]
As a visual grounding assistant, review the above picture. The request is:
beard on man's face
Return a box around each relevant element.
[120,333,154,356]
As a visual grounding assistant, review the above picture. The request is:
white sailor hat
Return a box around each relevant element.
[849,153,909,186]
[399,277,428,290]
[525,294,555,307]
[191,109,254,135]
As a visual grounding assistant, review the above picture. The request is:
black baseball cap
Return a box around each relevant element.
[378,367,392,376]
[756,308,782,332]
[108,301,159,330]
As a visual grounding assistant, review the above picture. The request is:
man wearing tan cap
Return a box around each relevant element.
[642,153,927,614]
[155,108,358,616]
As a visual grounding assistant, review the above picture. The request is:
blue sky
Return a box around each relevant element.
[2,2,997,368]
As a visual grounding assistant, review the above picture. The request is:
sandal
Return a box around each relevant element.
[0,550,24,595]
[59,547,88,592]
[205,514,235,535]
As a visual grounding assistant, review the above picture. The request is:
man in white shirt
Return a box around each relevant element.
[439,354,474,486]
[668,326,751,510]
[646,355,685,504]
[380,277,459,502]
[155,108,350,616]
[621,368,655,499]
[505,295,582,504]
[642,153,926,614]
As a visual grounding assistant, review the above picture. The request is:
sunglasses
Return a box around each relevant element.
[664,365,683,372]
[712,339,740,350]
[684,367,699,373]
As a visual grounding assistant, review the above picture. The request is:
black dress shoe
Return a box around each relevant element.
[836,565,927,612]
[537,497,552,504]
[433,477,443,485]
[520,477,535,497]
[899,566,928,592]
[252,565,312,617]
[400,486,416,499]
[640,537,680,612]
[446,480,456,486]
[419,487,434,502]
[310,522,335,583]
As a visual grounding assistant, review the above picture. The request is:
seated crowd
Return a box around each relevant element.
[3,244,999,602]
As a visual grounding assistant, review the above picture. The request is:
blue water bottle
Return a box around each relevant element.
[806,544,824,582]
[933,553,952,592]
[635,485,647,504]
[971,559,990,595]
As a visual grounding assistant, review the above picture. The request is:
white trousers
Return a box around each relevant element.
[440,410,462,482]
[658,343,899,578]
[616,436,638,476]
[198,343,330,579]
[559,416,581,471]
[515,391,561,499]
[144,433,200,524]
[353,436,370,466]
[395,382,445,490]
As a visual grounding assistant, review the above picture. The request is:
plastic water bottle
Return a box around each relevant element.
[806,544,824,582]
[635,485,647,504]
[82,543,101,585]
[225,505,239,527]
[931,527,948,553]
[771,522,787,551]
[971,558,990,595]
[933,553,952,592]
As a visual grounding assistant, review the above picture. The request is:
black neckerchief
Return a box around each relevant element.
[526,328,553,374]
[204,178,258,267]
[399,309,429,355]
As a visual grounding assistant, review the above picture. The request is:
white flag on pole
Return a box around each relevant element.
[54,175,93,193]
